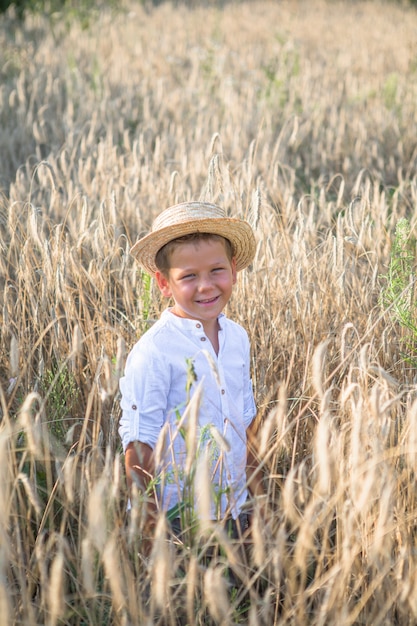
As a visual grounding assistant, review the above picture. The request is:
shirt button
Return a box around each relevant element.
[196,323,201,328]
[200,337,206,342]
[132,404,137,410]
[221,389,225,395]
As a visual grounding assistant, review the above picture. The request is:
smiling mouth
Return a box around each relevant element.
[196,296,219,304]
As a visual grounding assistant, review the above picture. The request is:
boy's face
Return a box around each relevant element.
[155,238,237,330]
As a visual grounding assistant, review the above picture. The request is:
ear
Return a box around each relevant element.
[155,271,172,298]
[231,257,237,285]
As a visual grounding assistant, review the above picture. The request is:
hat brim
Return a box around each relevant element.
[131,217,256,276]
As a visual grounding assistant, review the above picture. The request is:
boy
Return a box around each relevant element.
[119,201,265,546]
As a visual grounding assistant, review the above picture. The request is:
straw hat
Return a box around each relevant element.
[130,201,256,276]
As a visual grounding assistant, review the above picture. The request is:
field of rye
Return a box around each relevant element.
[1,0,417,623]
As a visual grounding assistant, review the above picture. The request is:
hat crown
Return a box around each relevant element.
[131,200,255,276]
[152,202,225,232]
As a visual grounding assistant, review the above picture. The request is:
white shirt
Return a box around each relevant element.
[119,308,256,520]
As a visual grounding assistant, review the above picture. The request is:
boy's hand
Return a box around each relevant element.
[125,441,155,491]
[125,441,157,558]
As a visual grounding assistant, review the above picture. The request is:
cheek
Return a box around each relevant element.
[178,284,194,298]
[219,277,234,293]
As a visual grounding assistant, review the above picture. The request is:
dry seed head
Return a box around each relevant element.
[209,425,230,453]
[249,603,261,626]
[80,196,88,233]
[334,214,345,274]
[81,538,95,597]
[340,322,359,362]
[42,238,53,283]
[62,454,76,504]
[154,422,169,469]
[103,534,125,612]
[29,204,43,250]
[186,555,198,625]
[341,381,360,405]
[294,501,316,570]
[259,406,277,457]
[275,382,288,446]
[406,398,417,456]
[251,507,265,568]
[349,395,363,473]
[151,516,170,610]
[209,132,223,156]
[102,353,117,396]
[202,349,221,387]
[71,324,83,358]
[115,335,126,380]
[312,340,329,400]
[368,361,398,392]
[319,386,333,415]
[368,383,386,424]
[34,535,49,597]
[281,466,300,524]
[195,449,211,526]
[48,546,65,626]
[0,425,12,530]
[17,472,42,518]
[249,187,261,230]
[204,566,230,622]
[314,410,332,495]
[168,169,180,195]
[181,383,202,475]
[371,474,393,558]
[111,455,121,500]
[98,202,108,246]
[351,462,375,514]
[359,343,370,378]
[297,460,310,506]
[88,476,108,552]
[110,190,117,223]
[210,153,224,196]
[37,159,58,190]
[54,263,63,302]
[19,392,44,456]
[9,333,19,378]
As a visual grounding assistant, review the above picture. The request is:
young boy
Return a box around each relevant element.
[119,201,265,545]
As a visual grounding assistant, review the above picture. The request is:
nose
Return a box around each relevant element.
[197,274,213,291]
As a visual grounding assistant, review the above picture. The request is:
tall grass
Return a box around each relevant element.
[1,0,417,623]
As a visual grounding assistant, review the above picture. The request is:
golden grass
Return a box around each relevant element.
[1,0,417,623]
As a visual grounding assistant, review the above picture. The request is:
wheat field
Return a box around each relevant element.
[1,0,417,623]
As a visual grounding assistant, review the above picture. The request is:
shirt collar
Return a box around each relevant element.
[161,308,225,331]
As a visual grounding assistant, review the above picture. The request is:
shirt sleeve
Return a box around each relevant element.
[243,378,257,428]
[118,341,170,451]
[241,328,257,428]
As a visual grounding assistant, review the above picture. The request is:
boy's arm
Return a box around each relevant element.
[125,441,158,536]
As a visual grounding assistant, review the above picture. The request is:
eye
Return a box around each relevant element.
[180,273,195,280]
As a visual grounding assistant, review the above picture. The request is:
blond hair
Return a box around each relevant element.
[155,232,234,276]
